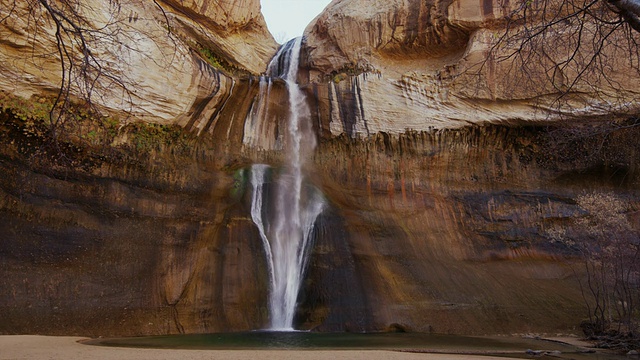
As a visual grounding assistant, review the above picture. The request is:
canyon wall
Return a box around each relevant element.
[0,0,277,127]
[293,0,640,332]
[303,0,640,136]
[1,0,640,337]
[0,0,277,335]
[300,124,640,333]
[4,110,638,336]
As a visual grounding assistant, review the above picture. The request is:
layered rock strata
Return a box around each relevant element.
[0,0,277,127]
[1,0,640,338]
[303,0,640,136]
[300,124,640,332]
[3,104,639,335]
[0,110,271,336]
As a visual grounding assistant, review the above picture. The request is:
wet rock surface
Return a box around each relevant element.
[2,107,640,335]
[0,0,639,338]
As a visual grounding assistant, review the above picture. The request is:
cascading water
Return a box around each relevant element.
[250,37,324,331]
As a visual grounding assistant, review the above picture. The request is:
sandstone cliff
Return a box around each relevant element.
[303,0,640,137]
[0,0,277,127]
[3,106,639,335]
[0,112,270,335]
[1,0,640,338]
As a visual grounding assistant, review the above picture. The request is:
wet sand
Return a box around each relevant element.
[0,335,520,360]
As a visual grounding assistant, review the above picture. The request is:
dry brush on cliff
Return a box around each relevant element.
[547,191,640,345]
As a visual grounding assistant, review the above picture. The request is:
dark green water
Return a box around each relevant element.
[87,331,627,359]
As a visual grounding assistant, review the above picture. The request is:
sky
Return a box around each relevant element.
[261,0,333,43]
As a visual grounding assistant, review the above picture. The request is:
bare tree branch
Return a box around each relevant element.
[0,0,183,152]
[466,0,640,118]
[608,0,640,32]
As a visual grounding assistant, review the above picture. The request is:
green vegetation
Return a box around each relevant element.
[195,43,250,77]
[332,73,348,84]
[326,62,379,84]
[0,92,53,122]
[198,47,227,71]
[126,121,191,154]
[0,91,198,171]
[0,90,123,148]
[229,168,247,200]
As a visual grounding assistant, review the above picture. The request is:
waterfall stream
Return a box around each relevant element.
[250,37,324,331]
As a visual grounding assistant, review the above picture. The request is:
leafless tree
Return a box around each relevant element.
[0,0,176,147]
[548,192,640,340]
[473,0,640,114]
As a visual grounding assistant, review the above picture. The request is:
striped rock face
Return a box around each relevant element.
[0,0,277,126]
[303,0,640,136]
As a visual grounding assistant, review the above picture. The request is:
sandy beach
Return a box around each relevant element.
[0,335,523,360]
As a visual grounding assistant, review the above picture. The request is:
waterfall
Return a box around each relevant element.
[250,37,324,331]
[243,76,277,150]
